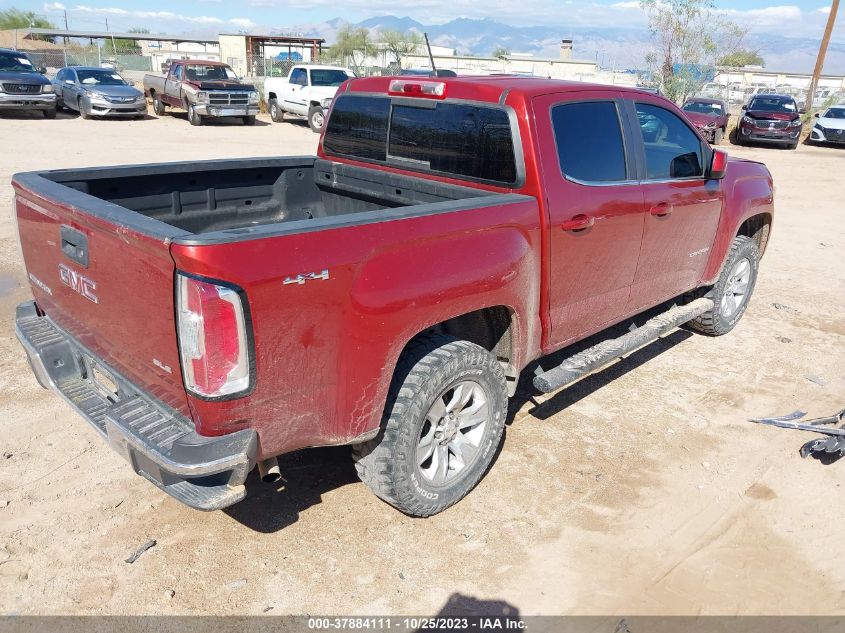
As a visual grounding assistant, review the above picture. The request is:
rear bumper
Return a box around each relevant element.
[15,301,257,511]
[0,93,56,110]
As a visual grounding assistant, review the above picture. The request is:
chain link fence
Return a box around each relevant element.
[22,48,153,73]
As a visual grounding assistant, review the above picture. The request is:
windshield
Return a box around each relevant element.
[0,51,36,72]
[683,101,723,116]
[748,97,797,113]
[184,64,238,81]
[77,69,126,86]
[822,107,845,119]
[310,69,353,87]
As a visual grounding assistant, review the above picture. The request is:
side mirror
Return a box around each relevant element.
[38,66,47,74]
[64,79,74,85]
[128,80,136,86]
[814,112,820,118]
[799,108,806,115]
[741,104,747,110]
[708,148,728,180]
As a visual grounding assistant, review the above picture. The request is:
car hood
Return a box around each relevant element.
[194,80,255,91]
[745,110,800,122]
[818,117,845,130]
[84,84,143,98]
[684,111,718,126]
[0,70,49,85]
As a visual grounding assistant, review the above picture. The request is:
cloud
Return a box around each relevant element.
[817,5,831,12]
[228,17,256,29]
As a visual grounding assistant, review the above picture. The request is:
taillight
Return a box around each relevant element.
[176,273,251,399]
[388,79,446,98]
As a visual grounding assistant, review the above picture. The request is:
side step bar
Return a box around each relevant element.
[533,298,714,394]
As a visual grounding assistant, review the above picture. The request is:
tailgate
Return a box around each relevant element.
[12,172,192,417]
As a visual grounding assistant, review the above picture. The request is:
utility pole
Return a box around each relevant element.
[63,9,69,67]
[806,0,839,110]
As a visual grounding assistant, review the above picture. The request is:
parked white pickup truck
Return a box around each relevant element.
[263,64,356,132]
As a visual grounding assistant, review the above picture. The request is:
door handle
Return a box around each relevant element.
[561,214,595,232]
[650,202,672,217]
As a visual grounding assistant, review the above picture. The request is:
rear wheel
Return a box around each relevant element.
[152,93,166,116]
[352,335,508,517]
[308,105,324,133]
[687,235,759,336]
[269,98,283,122]
[187,101,203,126]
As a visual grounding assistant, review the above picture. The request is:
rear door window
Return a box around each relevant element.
[323,94,518,185]
[551,101,627,183]
[635,103,704,179]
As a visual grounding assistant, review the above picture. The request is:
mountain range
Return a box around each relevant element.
[269,15,845,75]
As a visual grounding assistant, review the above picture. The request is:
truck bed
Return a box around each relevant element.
[22,157,497,239]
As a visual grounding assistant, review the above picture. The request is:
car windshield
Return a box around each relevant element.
[184,64,237,81]
[822,107,845,119]
[748,97,796,112]
[0,51,35,72]
[310,69,352,87]
[683,101,723,115]
[76,69,126,85]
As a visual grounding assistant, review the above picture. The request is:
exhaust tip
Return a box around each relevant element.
[257,458,281,484]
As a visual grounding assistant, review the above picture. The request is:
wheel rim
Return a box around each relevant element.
[312,111,324,129]
[271,103,277,117]
[417,380,490,486]
[721,257,752,318]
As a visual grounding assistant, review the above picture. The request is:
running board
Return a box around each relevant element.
[533,298,714,394]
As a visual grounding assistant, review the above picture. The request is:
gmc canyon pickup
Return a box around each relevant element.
[13,77,774,517]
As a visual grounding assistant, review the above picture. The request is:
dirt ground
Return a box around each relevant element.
[0,107,843,617]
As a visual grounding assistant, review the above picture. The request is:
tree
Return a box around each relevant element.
[380,29,422,67]
[640,0,746,103]
[0,8,55,41]
[333,26,376,73]
[107,27,150,55]
[717,49,764,67]
[492,46,510,59]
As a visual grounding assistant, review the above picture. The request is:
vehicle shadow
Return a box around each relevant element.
[429,592,520,617]
[226,299,695,533]
[165,111,272,126]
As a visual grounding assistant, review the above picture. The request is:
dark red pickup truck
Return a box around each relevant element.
[13,77,774,516]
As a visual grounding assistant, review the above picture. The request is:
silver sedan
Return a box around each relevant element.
[53,66,147,119]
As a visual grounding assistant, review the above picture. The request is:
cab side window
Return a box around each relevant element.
[551,101,628,183]
[635,103,704,179]
[172,65,183,81]
[290,68,307,86]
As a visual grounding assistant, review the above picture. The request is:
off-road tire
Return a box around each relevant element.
[152,93,166,116]
[687,235,759,336]
[352,335,508,517]
[269,98,283,122]
[308,105,324,133]
[187,101,203,126]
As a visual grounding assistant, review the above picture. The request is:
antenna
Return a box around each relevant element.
[424,32,437,75]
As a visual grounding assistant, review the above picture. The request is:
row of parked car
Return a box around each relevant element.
[681,92,845,149]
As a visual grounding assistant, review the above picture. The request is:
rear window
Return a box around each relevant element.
[324,94,518,185]
[551,101,627,183]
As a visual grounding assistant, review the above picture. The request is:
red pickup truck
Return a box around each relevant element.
[13,77,774,517]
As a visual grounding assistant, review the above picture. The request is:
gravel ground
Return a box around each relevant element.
[0,106,843,616]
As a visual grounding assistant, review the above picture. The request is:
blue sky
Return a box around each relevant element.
[1,0,840,45]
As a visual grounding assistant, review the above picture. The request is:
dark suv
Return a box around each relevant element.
[0,48,56,118]
[736,94,803,149]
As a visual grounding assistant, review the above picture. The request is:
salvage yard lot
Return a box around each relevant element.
[0,109,844,615]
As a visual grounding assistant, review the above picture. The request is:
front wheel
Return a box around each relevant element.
[78,97,90,119]
[687,235,759,336]
[187,101,203,126]
[353,335,508,517]
[269,98,283,122]
[713,128,723,145]
[242,115,256,126]
[42,106,56,119]
[308,105,325,133]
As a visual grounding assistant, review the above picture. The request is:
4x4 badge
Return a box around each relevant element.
[283,269,330,285]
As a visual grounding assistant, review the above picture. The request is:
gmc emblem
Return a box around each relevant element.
[58,263,98,304]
